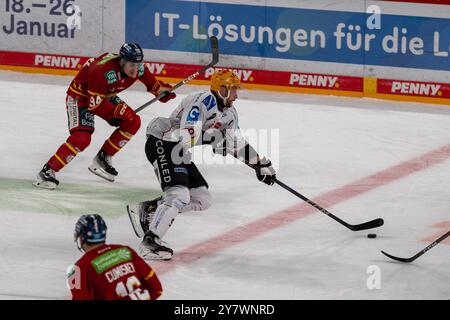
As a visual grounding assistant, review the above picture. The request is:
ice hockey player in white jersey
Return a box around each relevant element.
[127,70,276,260]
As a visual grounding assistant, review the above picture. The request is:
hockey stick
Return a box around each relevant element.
[135,36,219,114]
[381,230,450,263]
[242,161,384,231]
[273,178,384,231]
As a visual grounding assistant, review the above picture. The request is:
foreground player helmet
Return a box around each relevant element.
[210,70,242,91]
[74,214,107,251]
[119,43,144,63]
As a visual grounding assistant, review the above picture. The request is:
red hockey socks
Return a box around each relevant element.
[101,115,141,156]
[47,131,92,172]
[101,129,134,156]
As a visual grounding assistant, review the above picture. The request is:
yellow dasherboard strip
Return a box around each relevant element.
[1,64,449,106]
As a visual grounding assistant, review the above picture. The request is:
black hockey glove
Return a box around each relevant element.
[255,157,276,186]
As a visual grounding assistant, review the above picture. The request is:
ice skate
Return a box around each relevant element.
[139,230,173,261]
[33,164,59,190]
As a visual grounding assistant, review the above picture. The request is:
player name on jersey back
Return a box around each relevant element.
[104,262,136,283]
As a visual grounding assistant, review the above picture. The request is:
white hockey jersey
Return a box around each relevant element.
[146,90,247,153]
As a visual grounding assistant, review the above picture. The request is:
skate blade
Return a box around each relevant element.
[126,204,145,238]
[139,246,173,261]
[88,165,115,182]
[141,251,173,261]
[32,179,57,190]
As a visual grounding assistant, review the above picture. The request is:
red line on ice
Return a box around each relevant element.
[152,143,450,274]
[422,221,450,245]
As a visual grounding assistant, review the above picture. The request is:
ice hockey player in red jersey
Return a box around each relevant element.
[33,43,176,189]
[68,214,163,300]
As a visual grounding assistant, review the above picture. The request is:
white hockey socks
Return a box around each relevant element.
[149,186,189,238]
[180,186,211,213]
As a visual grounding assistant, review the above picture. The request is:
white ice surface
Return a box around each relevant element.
[0,71,449,299]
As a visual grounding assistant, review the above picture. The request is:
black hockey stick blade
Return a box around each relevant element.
[238,161,384,232]
[348,218,384,231]
[135,36,219,113]
[381,230,450,263]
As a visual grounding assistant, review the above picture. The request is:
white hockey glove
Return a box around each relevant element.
[255,157,276,186]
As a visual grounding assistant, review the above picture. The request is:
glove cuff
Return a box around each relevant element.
[257,157,271,167]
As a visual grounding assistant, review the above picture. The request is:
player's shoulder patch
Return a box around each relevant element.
[104,70,117,84]
[186,105,201,121]
[66,264,82,290]
[90,246,133,274]
[67,264,77,278]
[202,93,217,111]
[97,53,118,65]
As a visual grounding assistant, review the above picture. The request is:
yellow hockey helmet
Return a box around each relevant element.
[210,70,242,91]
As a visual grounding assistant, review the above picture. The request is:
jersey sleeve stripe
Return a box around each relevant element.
[144,270,155,280]
[87,90,108,98]
[69,85,87,97]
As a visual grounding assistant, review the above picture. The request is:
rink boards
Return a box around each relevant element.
[1,0,450,105]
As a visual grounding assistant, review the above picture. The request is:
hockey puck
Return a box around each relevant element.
[367,233,377,238]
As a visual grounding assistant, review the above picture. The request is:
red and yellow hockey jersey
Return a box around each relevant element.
[67,52,163,112]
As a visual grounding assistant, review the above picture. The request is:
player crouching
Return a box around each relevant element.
[68,214,162,300]
[127,70,276,260]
